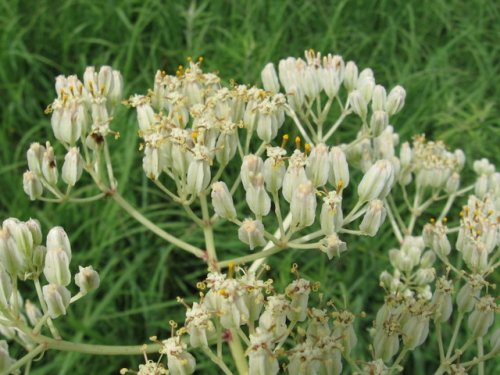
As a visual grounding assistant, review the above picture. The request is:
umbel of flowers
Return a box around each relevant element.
[4,50,497,374]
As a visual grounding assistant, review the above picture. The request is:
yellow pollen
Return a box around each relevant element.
[304,143,311,154]
[295,136,301,149]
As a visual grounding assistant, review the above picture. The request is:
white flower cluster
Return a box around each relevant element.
[0,217,99,370]
[153,268,360,375]
[23,66,124,201]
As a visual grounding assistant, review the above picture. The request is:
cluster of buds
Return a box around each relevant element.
[24,66,124,201]
[472,158,499,199]
[0,217,99,351]
[264,50,405,133]
[127,58,287,198]
[134,267,363,375]
[456,195,499,274]
[398,135,465,191]
[23,142,83,200]
[380,236,436,299]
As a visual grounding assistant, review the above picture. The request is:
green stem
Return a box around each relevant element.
[272,191,285,238]
[200,193,218,268]
[103,139,116,189]
[446,313,464,358]
[201,347,234,375]
[111,192,204,258]
[390,348,409,373]
[228,328,248,375]
[4,344,46,375]
[436,321,445,362]
[219,245,283,268]
[477,337,484,375]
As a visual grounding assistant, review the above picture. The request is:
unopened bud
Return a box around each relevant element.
[27,143,46,176]
[0,265,12,309]
[42,284,71,319]
[246,174,271,217]
[359,200,386,236]
[211,182,236,220]
[0,229,24,277]
[285,279,310,322]
[74,265,100,294]
[371,85,387,111]
[386,85,406,116]
[445,172,460,194]
[46,227,71,260]
[290,181,317,227]
[348,90,367,119]
[328,147,349,190]
[23,171,43,200]
[357,160,394,201]
[343,61,358,92]
[370,111,389,137]
[42,144,58,186]
[241,154,263,190]
[306,143,330,187]
[43,248,71,286]
[261,63,280,92]
[62,147,83,186]
[467,296,496,338]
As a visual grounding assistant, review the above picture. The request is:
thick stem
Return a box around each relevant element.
[111,192,204,258]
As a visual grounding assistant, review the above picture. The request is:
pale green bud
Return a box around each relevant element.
[186,158,211,195]
[285,278,311,322]
[62,147,83,186]
[246,175,271,217]
[248,329,280,375]
[46,226,71,261]
[261,63,280,93]
[370,110,389,137]
[0,340,15,373]
[371,85,387,111]
[137,102,156,131]
[109,70,124,108]
[290,181,317,227]
[445,172,460,194]
[263,151,286,193]
[42,284,71,319]
[26,219,42,247]
[142,145,162,180]
[215,132,238,166]
[23,170,43,200]
[328,146,349,190]
[27,142,46,176]
[238,219,266,250]
[74,265,100,294]
[31,245,46,278]
[386,85,406,116]
[241,154,264,190]
[400,142,412,169]
[359,200,386,237]
[373,325,399,363]
[43,248,71,286]
[343,61,358,92]
[41,144,58,186]
[3,219,33,261]
[348,89,367,119]
[0,229,24,277]
[211,181,236,220]
[305,143,330,187]
[0,265,12,309]
[320,191,343,235]
[457,280,482,314]
[357,160,394,201]
[25,300,42,326]
[467,296,496,338]
[401,315,429,349]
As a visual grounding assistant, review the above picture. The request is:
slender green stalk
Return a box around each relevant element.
[200,193,218,267]
[272,191,285,238]
[477,337,484,375]
[446,313,464,358]
[436,321,445,362]
[228,328,248,375]
[201,347,234,375]
[103,139,117,190]
[111,192,205,258]
[219,245,283,268]
[4,344,46,375]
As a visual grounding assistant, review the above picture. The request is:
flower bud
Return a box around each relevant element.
[348,90,367,119]
[26,219,42,247]
[290,181,317,227]
[373,324,400,363]
[445,172,460,194]
[24,299,42,326]
[43,248,71,286]
[370,111,389,137]
[402,313,429,349]
[263,148,286,193]
[211,181,236,220]
[490,328,500,354]
[431,278,453,322]
[248,328,280,375]
[27,142,46,176]
[42,144,58,186]
[320,191,343,235]
[400,142,412,169]
[241,154,264,190]
[357,159,394,201]
[46,227,71,260]
[142,145,162,180]
[215,132,238,166]
[343,61,358,92]
[74,265,100,294]
[246,174,271,217]
[359,200,386,236]
[109,70,124,107]
[186,158,211,195]
[0,265,12,309]
[31,245,46,277]
[467,296,496,338]
[23,171,43,200]
[62,147,83,186]
[474,174,489,199]
[328,147,349,190]
[386,85,406,116]
[261,63,280,93]
[420,250,436,268]
[319,234,347,260]
[306,143,330,187]
[286,278,311,322]
[238,219,266,250]
[0,229,24,277]
[42,283,71,319]
[371,85,387,111]
[457,280,482,314]
[136,102,156,131]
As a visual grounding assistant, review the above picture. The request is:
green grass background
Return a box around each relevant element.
[0,0,499,374]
